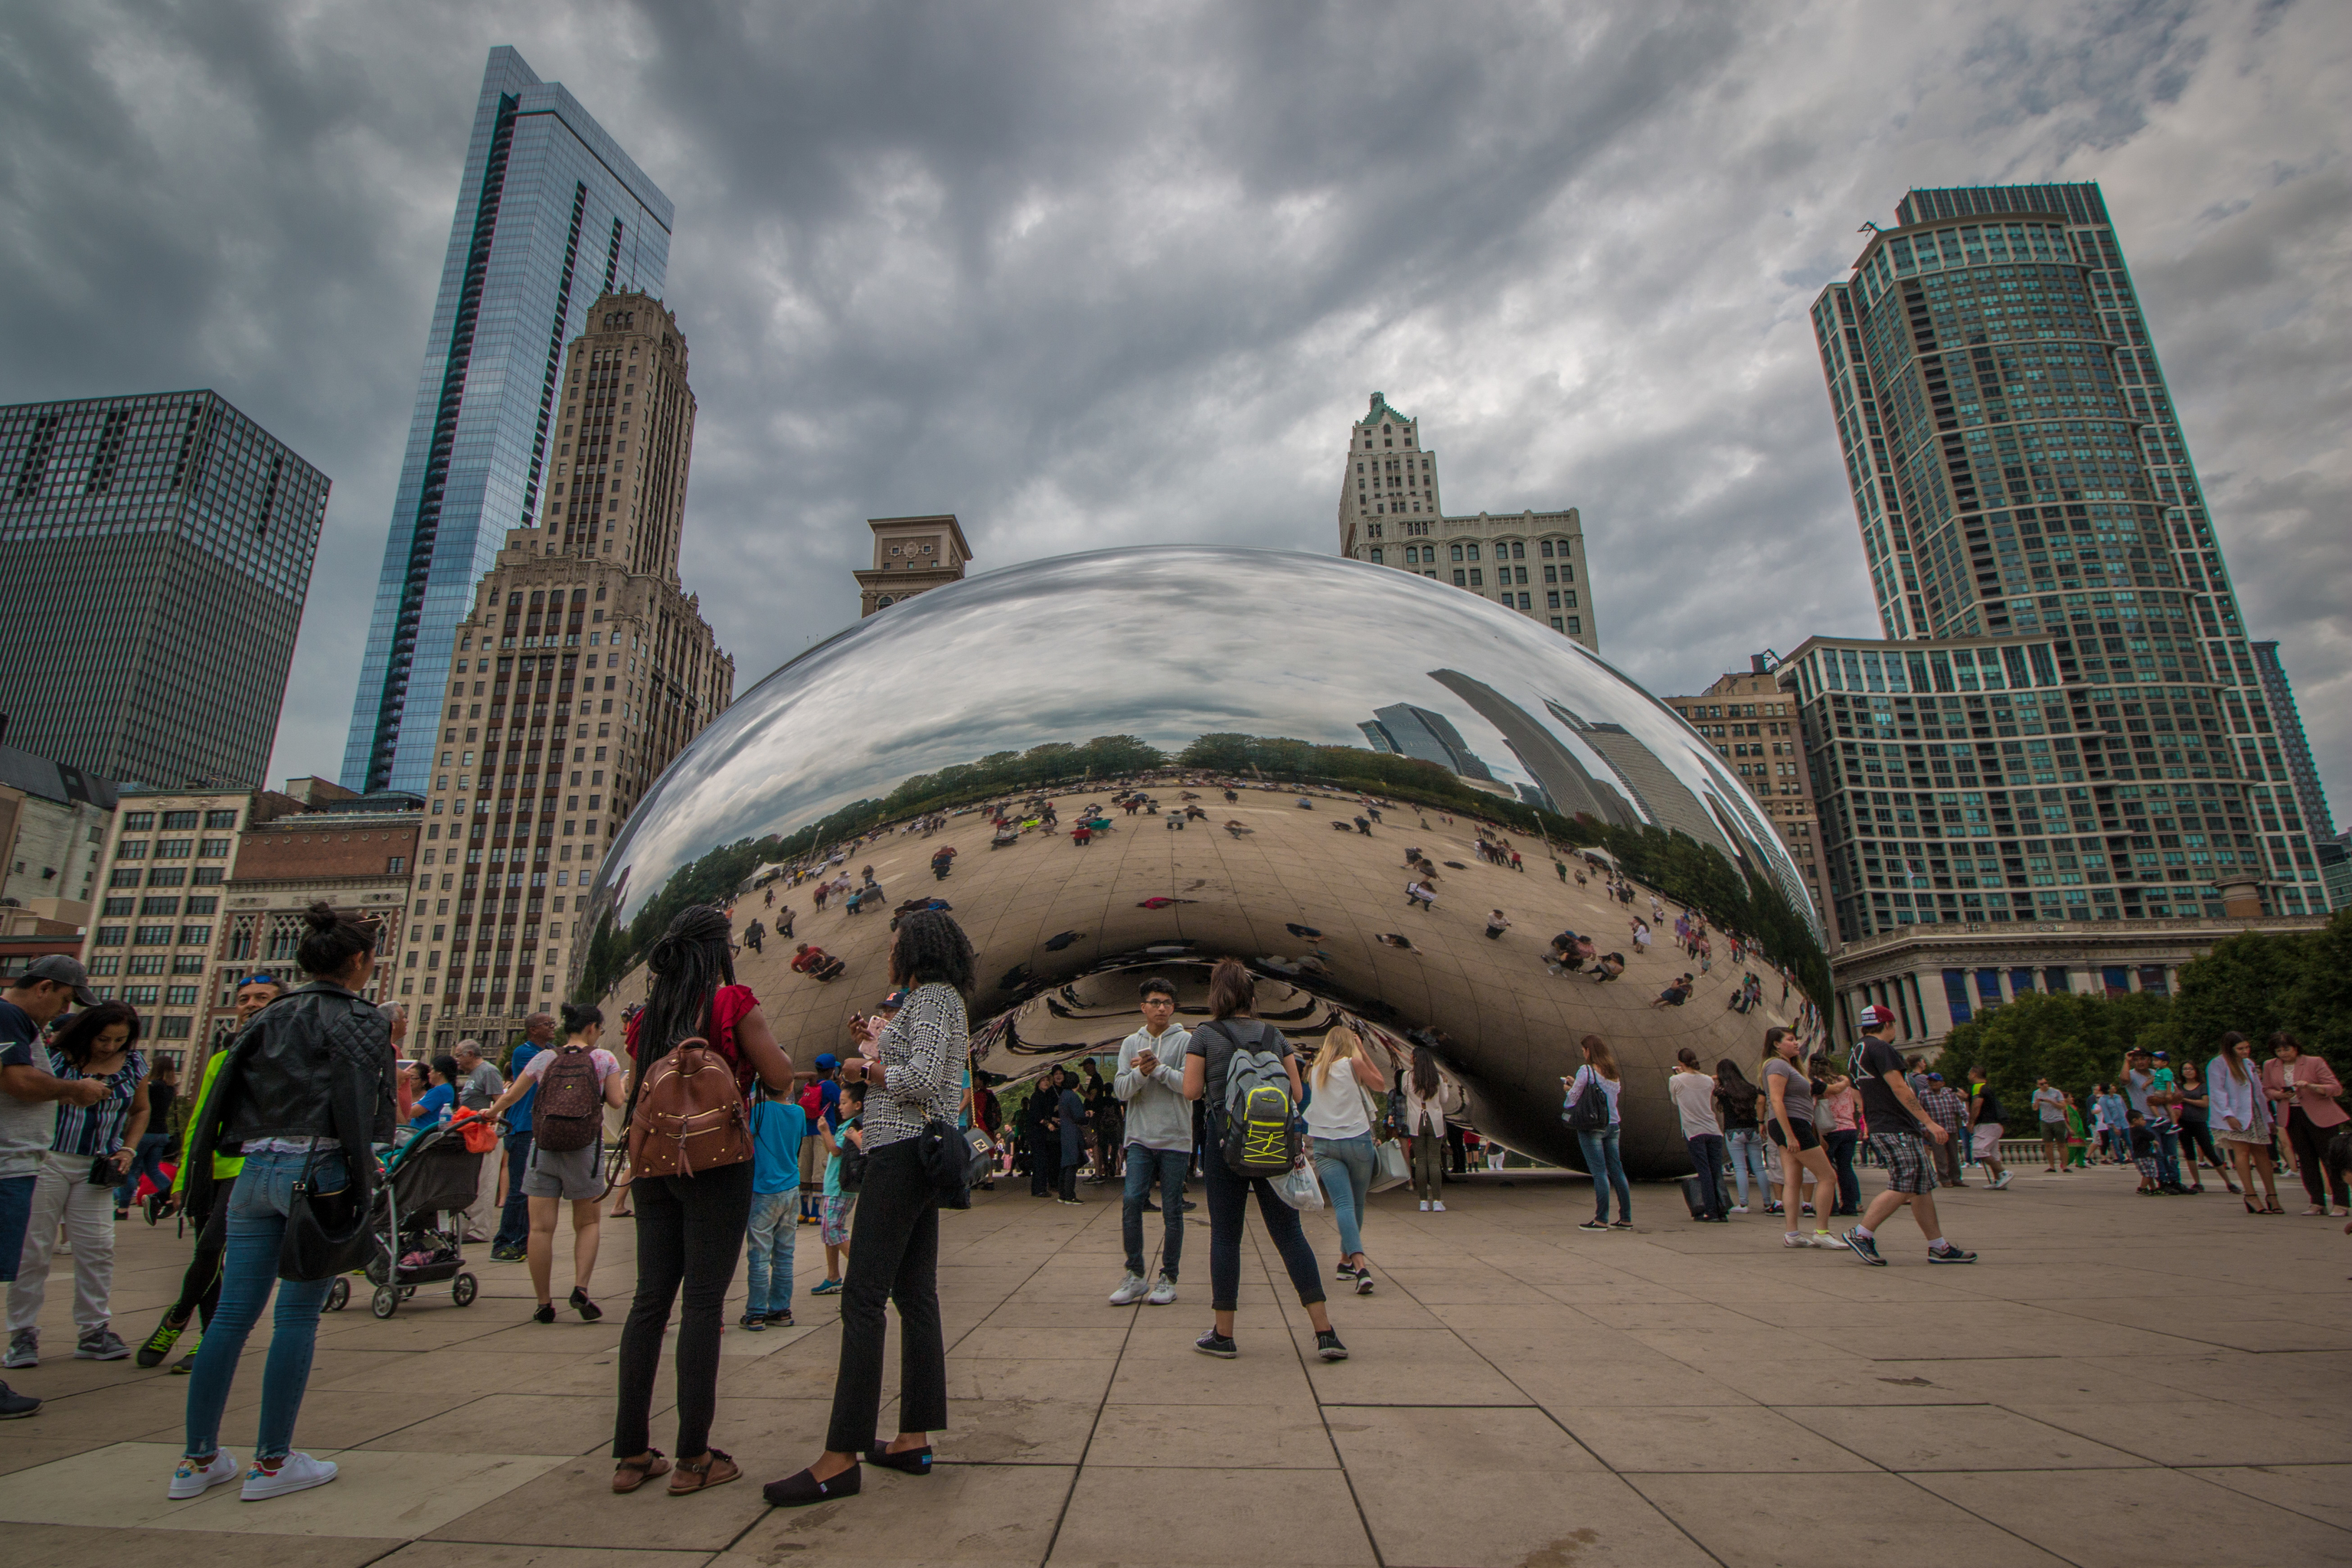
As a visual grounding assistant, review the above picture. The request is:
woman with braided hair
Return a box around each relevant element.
[610,906,795,1498]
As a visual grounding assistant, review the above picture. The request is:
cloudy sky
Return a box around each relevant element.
[4,1,2347,810]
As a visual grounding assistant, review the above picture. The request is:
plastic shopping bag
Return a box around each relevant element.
[1273,1160,1325,1211]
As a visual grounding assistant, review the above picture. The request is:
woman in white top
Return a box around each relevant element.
[1305,1026,1389,1293]
[1566,1034,1631,1230]
[2207,1031,2279,1214]
[1401,1044,1450,1212]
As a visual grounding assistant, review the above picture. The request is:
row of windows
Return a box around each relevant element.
[119,809,239,831]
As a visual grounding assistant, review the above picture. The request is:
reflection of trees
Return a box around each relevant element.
[578,729,1833,1010]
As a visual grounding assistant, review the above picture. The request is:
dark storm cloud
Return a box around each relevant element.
[1,2,2344,808]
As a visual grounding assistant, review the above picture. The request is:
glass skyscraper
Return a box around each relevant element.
[0,390,327,789]
[343,46,670,793]
[1809,182,2330,915]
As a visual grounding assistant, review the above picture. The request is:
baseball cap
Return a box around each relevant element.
[12,954,99,1007]
[1857,1003,1894,1030]
[815,1052,839,1070]
[1928,1072,1944,1082]
[879,988,908,1011]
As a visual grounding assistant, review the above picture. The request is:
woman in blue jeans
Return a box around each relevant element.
[1713,1060,1771,1212]
[173,903,394,1504]
[1566,1034,1631,1229]
[1305,1024,1387,1293]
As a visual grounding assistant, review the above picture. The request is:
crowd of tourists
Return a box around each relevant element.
[2,782,2343,1514]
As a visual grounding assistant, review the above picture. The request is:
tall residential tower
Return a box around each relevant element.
[1810,183,2331,915]
[343,47,671,795]
[0,390,327,788]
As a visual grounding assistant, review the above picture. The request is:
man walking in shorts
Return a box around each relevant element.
[1840,1007,1976,1266]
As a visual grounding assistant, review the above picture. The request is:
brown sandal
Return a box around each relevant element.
[613,1449,671,1493]
[669,1448,740,1495]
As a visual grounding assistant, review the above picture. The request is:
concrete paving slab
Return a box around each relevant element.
[4,1142,2345,1566]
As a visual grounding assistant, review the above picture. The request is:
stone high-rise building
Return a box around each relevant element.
[79,778,416,1064]
[407,298,733,1052]
[0,390,327,789]
[1336,393,1598,651]
[345,47,671,795]
[1809,181,2328,915]
[855,514,971,617]
[1664,667,1834,944]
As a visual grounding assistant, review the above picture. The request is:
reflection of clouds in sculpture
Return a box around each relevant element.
[593,546,1821,1177]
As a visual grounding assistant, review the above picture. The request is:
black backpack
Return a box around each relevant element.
[1565,1069,1611,1133]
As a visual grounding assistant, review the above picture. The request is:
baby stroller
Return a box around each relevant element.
[323,1114,483,1319]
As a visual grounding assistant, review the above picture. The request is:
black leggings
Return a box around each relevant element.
[612,1160,753,1460]
[1203,1120,1325,1315]
[2177,1119,2226,1176]
[169,1194,229,1329]
[826,1139,947,1452]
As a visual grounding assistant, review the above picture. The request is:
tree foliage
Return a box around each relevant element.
[579,730,1835,1011]
[1932,909,2351,1109]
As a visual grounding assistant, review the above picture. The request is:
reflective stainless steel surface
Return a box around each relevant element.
[587,545,1820,1176]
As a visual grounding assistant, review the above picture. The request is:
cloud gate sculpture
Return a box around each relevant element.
[583,546,1824,1179]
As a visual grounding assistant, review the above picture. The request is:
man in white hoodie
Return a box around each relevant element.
[1109,978,1192,1307]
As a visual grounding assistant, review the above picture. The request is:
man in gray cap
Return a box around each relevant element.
[0,958,106,1418]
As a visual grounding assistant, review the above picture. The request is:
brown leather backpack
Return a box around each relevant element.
[626,1036,750,1178]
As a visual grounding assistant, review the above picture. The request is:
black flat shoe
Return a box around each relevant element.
[533,1302,556,1324]
[570,1287,603,1322]
[763,1462,862,1507]
[865,1444,933,1475]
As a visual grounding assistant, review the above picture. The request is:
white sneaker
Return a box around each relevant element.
[1146,1275,1178,1306]
[1730,1205,1749,1214]
[241,1452,338,1501]
[1991,1171,2013,1190]
[1431,1201,1447,1212]
[169,1449,240,1499]
[1419,1200,1430,1211]
[1810,1231,1837,1247]
[1107,1273,1149,1306]
[2,1330,33,1370]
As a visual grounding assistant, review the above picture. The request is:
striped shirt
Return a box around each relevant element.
[861,983,968,1153]
[49,1047,147,1157]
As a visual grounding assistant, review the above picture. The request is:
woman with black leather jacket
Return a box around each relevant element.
[172,903,394,1504]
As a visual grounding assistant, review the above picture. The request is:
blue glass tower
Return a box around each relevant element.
[343,46,671,792]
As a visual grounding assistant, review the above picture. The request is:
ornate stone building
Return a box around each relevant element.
[407,295,733,1054]
[855,514,971,617]
[1336,393,1598,651]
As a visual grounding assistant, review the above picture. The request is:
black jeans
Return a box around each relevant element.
[1057,1158,1079,1201]
[1685,1134,1728,1219]
[169,1191,230,1329]
[1823,1129,1860,1214]
[1203,1119,1325,1315]
[2285,1109,2350,1208]
[1029,1130,1057,1196]
[612,1159,753,1460]
[827,1138,947,1453]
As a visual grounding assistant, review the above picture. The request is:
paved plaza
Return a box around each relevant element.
[2,1159,2348,1566]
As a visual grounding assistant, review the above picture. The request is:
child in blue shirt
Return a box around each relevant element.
[743,1080,808,1329]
